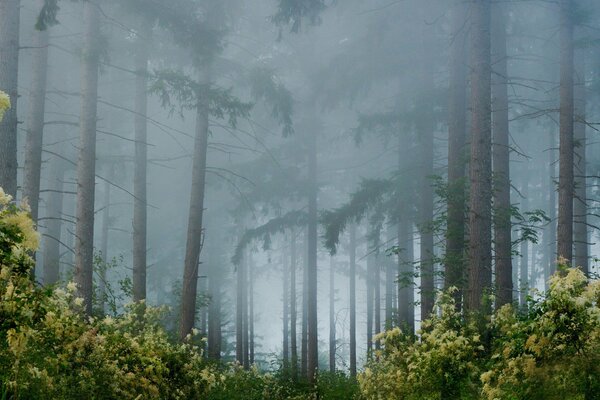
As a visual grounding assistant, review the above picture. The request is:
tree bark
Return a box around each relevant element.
[557,0,574,265]
[248,255,254,366]
[207,264,222,360]
[23,0,50,224]
[132,18,152,303]
[42,162,65,285]
[491,2,513,308]
[445,0,468,306]
[374,256,381,350]
[397,218,414,333]
[306,127,318,383]
[98,169,112,314]
[0,0,20,197]
[547,130,557,282]
[467,0,493,312]
[573,47,587,274]
[348,224,356,377]
[385,226,394,329]
[290,228,298,379]
[329,256,335,373]
[236,249,244,364]
[283,243,290,367]
[178,70,210,340]
[301,228,308,378]
[366,251,374,352]
[74,1,101,315]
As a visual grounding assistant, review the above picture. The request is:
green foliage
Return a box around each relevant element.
[232,210,308,265]
[151,69,252,128]
[248,67,294,137]
[358,265,600,400]
[271,0,327,33]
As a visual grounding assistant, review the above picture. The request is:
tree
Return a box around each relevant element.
[74,1,101,315]
[467,0,493,312]
[491,2,513,308]
[0,0,20,197]
[557,0,574,264]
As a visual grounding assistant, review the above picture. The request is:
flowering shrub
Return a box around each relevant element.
[0,189,217,399]
[359,290,483,399]
[359,266,600,400]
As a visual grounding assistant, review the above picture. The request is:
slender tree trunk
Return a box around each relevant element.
[43,162,65,285]
[366,251,374,352]
[74,2,101,315]
[519,177,529,308]
[248,255,254,366]
[243,251,250,369]
[573,47,588,274]
[557,0,574,265]
[348,224,357,377]
[374,258,381,350]
[132,18,152,303]
[207,265,222,360]
[199,277,208,335]
[467,0,493,312]
[329,256,335,373]
[283,243,290,366]
[445,0,468,305]
[306,128,318,383]
[236,250,244,364]
[491,3,513,308]
[290,228,298,379]
[397,218,414,333]
[23,0,49,224]
[178,70,210,340]
[301,228,308,378]
[98,171,111,314]
[385,227,394,329]
[547,131,557,282]
[0,0,20,197]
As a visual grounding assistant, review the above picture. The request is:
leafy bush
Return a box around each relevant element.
[359,266,600,400]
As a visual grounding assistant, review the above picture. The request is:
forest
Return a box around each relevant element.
[0,0,599,399]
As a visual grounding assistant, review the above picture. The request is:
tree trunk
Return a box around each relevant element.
[178,70,210,340]
[374,257,381,350]
[467,0,493,312]
[0,0,20,197]
[519,177,529,308]
[207,266,222,360]
[243,250,249,368]
[445,0,468,305]
[366,251,374,352]
[199,277,208,336]
[547,130,557,282]
[236,249,244,364]
[301,228,308,378]
[74,2,101,315]
[306,128,318,383]
[491,2,513,308]
[248,255,254,366]
[290,228,298,379]
[329,256,335,373]
[573,47,587,274]
[283,242,290,367]
[42,162,65,285]
[132,18,152,303]
[397,218,414,333]
[385,226,394,329]
[23,0,49,224]
[348,224,357,377]
[557,0,574,265]
[98,171,112,314]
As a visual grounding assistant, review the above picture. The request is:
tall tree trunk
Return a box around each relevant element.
[236,250,244,364]
[132,18,152,303]
[573,47,588,274]
[199,277,208,336]
[491,2,513,308]
[178,70,210,340]
[248,255,254,366]
[348,224,357,377]
[301,228,308,378]
[547,130,557,282]
[557,0,574,265]
[43,161,65,285]
[329,256,335,373]
[374,258,381,350]
[306,128,318,383]
[0,0,20,197]
[74,2,101,315]
[385,226,394,328]
[519,177,529,308]
[445,0,468,305]
[290,228,298,379]
[207,265,222,360]
[283,243,290,366]
[23,0,49,224]
[243,251,249,368]
[467,0,493,312]
[366,251,374,352]
[397,218,414,333]
[98,171,112,314]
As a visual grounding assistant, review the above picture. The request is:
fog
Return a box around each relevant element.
[5,0,600,375]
